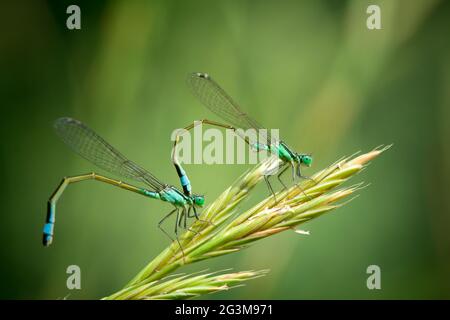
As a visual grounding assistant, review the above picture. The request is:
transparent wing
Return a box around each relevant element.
[187,73,276,146]
[54,117,165,191]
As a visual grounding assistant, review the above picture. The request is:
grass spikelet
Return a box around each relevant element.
[105,145,391,300]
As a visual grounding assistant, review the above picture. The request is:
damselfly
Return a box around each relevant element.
[173,73,313,199]
[43,117,205,252]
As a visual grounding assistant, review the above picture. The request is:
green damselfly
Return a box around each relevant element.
[43,117,205,253]
[174,73,313,199]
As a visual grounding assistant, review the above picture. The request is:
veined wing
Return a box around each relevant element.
[187,73,277,147]
[54,117,165,191]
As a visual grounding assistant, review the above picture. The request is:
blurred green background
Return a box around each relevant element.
[1,0,449,299]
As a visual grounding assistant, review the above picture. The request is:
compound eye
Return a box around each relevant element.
[195,196,205,207]
[303,156,312,166]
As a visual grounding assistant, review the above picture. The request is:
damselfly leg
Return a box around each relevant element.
[181,207,201,235]
[264,175,277,202]
[276,163,290,190]
[158,206,185,259]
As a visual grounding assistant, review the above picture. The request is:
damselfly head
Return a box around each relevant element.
[193,194,205,207]
[299,154,313,167]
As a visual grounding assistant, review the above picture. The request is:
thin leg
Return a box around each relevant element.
[184,207,190,229]
[182,207,201,235]
[159,207,194,260]
[297,165,315,182]
[188,206,196,218]
[291,162,296,181]
[264,175,277,202]
[192,206,199,219]
[173,208,186,259]
[174,208,181,235]
[188,206,215,227]
[294,165,312,200]
[294,182,310,200]
[178,208,185,228]
[277,164,290,190]
[43,172,151,247]
[158,207,178,243]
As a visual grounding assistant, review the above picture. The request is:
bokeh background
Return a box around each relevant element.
[1,0,449,299]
